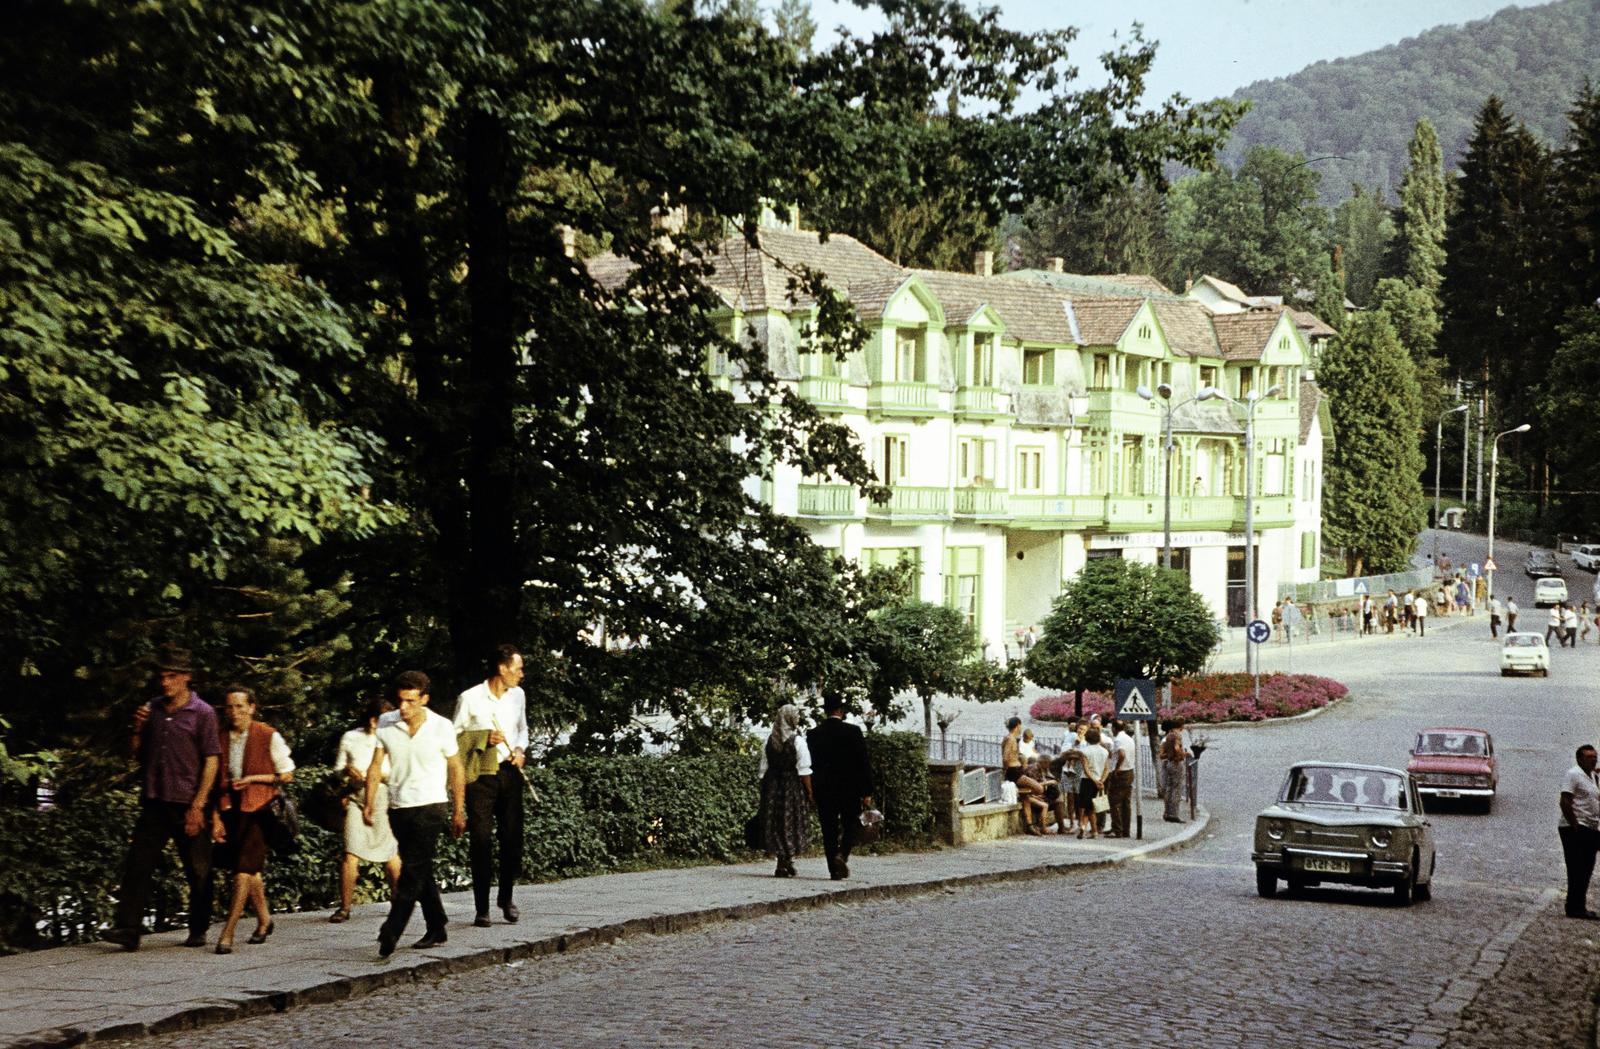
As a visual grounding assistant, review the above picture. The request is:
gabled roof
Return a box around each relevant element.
[1001,270,1183,300]
[1212,310,1291,362]
[912,269,1080,344]
[1091,273,1175,296]
[1194,274,1254,307]
[1291,308,1338,339]
[1068,296,1145,346]
[1150,299,1223,359]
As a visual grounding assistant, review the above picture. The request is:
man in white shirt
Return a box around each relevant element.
[1560,744,1600,920]
[365,670,466,957]
[453,644,530,926]
[1105,721,1136,838]
[1413,592,1428,637]
[1506,597,1520,633]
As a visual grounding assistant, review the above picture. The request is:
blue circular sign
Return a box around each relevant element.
[1246,619,1271,644]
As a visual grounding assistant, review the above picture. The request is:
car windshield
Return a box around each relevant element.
[1506,634,1544,647]
[1415,732,1487,756]
[1284,766,1406,809]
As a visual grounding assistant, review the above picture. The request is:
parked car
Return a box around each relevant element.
[1571,544,1600,572]
[1252,762,1436,905]
[1534,577,1568,607]
[1525,550,1560,577]
[1407,728,1497,813]
[1500,631,1549,676]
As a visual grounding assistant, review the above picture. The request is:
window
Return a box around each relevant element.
[957,437,997,485]
[864,546,920,596]
[892,330,924,382]
[942,547,983,631]
[1199,364,1220,392]
[1155,360,1172,389]
[1262,438,1287,496]
[881,434,910,483]
[1138,323,1152,340]
[1301,531,1318,570]
[1022,348,1053,385]
[1121,435,1146,495]
[969,336,995,386]
[1090,353,1111,390]
[1237,367,1255,400]
[1016,447,1044,492]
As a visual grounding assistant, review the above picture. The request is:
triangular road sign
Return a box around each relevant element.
[1484,557,1498,572]
[1120,687,1154,717]
[1353,580,1369,595]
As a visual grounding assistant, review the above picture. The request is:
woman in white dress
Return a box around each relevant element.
[329,698,401,922]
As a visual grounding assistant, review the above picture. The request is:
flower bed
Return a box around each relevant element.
[1029,673,1348,725]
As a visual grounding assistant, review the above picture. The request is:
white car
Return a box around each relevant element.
[1500,632,1549,677]
[1534,577,1568,607]
[1572,544,1600,572]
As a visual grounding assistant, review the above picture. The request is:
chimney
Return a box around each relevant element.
[1047,257,1064,273]
[973,250,993,277]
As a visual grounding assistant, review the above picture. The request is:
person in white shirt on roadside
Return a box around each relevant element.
[1559,745,1600,919]
[1413,592,1429,637]
[453,644,530,927]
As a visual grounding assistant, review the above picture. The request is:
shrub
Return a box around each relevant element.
[0,729,934,952]
[1029,673,1348,725]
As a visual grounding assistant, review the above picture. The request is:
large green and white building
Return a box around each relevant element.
[594,214,1335,660]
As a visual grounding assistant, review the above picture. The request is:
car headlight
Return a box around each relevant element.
[1266,820,1285,841]
[1369,829,1392,848]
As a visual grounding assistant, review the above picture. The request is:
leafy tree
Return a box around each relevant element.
[864,602,1020,738]
[1164,145,1327,296]
[1310,252,1347,336]
[1330,184,1394,306]
[1318,312,1427,574]
[1555,80,1600,309]
[1011,178,1172,278]
[1025,559,1220,718]
[1390,118,1449,307]
[1537,307,1600,534]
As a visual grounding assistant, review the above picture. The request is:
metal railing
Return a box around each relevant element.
[1277,566,1433,606]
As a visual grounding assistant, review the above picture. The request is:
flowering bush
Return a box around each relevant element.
[1029,673,1348,725]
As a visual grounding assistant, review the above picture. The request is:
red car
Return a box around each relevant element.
[1407,728,1497,813]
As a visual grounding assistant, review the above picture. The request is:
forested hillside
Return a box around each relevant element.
[1218,0,1600,201]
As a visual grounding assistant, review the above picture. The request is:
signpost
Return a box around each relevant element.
[1246,619,1270,705]
[1116,679,1157,840]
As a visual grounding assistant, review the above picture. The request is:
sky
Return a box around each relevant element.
[811,0,1542,104]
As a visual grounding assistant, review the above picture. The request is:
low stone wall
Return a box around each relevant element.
[926,759,1021,845]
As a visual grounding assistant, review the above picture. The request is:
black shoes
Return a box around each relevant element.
[182,931,208,948]
[774,859,797,878]
[102,927,140,952]
[377,929,398,958]
[1566,909,1600,920]
[500,902,520,923]
[246,920,274,945]
[830,859,850,881]
[412,930,448,949]
[473,914,493,928]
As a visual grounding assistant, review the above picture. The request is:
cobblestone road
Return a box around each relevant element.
[122,569,1600,1049]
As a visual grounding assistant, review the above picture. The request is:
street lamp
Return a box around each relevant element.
[1432,404,1467,568]
[1486,422,1531,602]
[1137,382,1223,571]
[1221,385,1282,676]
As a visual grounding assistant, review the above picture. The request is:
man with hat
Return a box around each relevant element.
[104,645,222,951]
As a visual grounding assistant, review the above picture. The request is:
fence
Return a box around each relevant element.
[1277,566,1433,607]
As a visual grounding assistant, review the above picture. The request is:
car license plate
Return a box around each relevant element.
[1435,790,1461,798]
[1303,856,1350,874]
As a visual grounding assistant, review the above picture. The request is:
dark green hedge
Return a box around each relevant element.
[0,731,931,953]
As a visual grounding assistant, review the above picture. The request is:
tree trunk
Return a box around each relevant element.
[1073,687,1083,719]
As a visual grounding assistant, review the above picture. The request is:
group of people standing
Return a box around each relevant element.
[106,643,531,961]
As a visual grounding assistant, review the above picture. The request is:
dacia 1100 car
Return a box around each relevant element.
[1406,728,1497,813]
[1253,762,1435,905]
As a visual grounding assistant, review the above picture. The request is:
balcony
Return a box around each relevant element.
[1235,495,1295,530]
[798,375,849,411]
[953,486,1009,518]
[867,381,943,418]
[1085,388,1160,430]
[1009,494,1107,529]
[866,485,951,521]
[796,483,860,519]
[954,386,1008,419]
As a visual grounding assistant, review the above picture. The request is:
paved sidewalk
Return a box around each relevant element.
[1,813,1207,1048]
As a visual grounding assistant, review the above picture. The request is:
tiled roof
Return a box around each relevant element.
[1212,310,1288,362]
[999,270,1185,301]
[1291,308,1338,338]
[1151,299,1222,359]
[912,269,1082,344]
[1196,274,1254,306]
[1067,296,1144,346]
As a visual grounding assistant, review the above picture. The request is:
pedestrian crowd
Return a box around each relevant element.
[105,642,532,960]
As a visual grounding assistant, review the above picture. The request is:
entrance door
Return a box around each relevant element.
[1226,547,1250,626]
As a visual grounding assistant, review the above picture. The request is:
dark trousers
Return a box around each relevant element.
[1547,625,1561,645]
[816,794,857,870]
[383,804,448,941]
[1560,825,1598,915]
[1107,770,1134,837]
[114,800,214,937]
[1490,614,1501,638]
[465,762,525,914]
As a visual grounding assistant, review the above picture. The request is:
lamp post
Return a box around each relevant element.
[1137,382,1224,571]
[1432,404,1467,568]
[1223,385,1282,677]
[1486,422,1531,603]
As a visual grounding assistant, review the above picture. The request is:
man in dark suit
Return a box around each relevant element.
[807,695,874,880]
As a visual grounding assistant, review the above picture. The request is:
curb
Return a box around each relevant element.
[8,811,1210,1048]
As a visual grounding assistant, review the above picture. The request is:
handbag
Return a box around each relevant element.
[265,791,301,854]
[1091,791,1111,815]
[856,806,885,846]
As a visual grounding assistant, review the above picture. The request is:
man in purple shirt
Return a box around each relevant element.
[104,645,222,951]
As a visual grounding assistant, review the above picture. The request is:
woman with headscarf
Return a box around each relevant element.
[758,704,813,877]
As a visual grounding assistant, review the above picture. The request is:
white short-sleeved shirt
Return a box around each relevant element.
[1414,596,1428,617]
[227,728,295,780]
[1562,765,1600,829]
[1112,732,1136,772]
[376,709,459,809]
[453,681,529,763]
[1079,743,1109,781]
[337,728,389,779]
[758,734,812,778]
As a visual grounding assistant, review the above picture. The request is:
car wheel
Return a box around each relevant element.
[1542,668,1550,678]
[1482,794,1494,815]
[1414,853,1436,902]
[1255,866,1278,898]
[1394,854,1417,906]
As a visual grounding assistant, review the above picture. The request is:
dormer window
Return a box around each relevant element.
[969,335,995,386]
[892,330,925,382]
[1022,349,1053,385]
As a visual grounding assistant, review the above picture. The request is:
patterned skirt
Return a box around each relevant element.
[760,768,810,858]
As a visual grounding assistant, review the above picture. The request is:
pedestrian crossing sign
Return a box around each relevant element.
[1484,557,1498,572]
[1114,678,1158,721]
[1353,580,1369,595]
